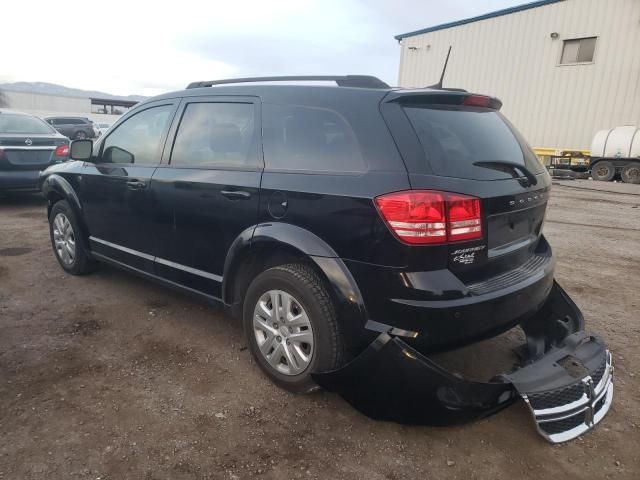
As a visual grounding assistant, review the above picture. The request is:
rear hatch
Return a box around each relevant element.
[381,90,551,285]
[0,113,69,170]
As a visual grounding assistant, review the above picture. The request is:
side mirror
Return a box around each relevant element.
[70,139,93,161]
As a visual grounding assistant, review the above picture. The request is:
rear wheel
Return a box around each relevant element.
[74,131,87,140]
[49,200,97,275]
[591,161,615,181]
[621,163,640,184]
[243,263,343,393]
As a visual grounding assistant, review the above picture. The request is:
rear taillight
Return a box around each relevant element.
[375,190,482,245]
[55,144,69,157]
[447,194,482,241]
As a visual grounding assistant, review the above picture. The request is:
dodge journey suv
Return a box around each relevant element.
[40,75,613,443]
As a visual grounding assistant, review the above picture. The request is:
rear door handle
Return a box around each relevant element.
[221,190,251,200]
[126,180,147,190]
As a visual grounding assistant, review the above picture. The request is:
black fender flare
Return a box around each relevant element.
[41,174,88,238]
[222,223,369,350]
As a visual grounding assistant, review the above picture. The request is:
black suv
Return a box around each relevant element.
[40,76,613,443]
[45,116,100,140]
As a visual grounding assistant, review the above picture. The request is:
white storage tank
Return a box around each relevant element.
[589,126,640,183]
[590,126,640,159]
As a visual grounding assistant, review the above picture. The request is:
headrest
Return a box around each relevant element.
[209,123,243,153]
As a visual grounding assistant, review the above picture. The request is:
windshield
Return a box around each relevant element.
[0,113,56,135]
[403,106,544,180]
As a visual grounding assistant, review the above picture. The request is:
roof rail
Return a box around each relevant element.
[186,75,390,90]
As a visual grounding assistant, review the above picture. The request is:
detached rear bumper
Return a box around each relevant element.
[313,281,613,443]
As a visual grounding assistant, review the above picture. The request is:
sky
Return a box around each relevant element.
[2,0,523,97]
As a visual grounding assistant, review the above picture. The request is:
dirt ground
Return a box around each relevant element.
[1,180,639,480]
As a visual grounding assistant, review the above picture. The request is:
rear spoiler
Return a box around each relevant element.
[384,90,503,110]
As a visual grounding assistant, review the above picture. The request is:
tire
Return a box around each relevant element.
[621,163,640,184]
[49,200,97,275]
[590,161,615,181]
[74,131,87,140]
[242,263,343,393]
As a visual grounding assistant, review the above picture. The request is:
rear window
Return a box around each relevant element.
[263,103,366,173]
[403,106,543,180]
[0,114,56,134]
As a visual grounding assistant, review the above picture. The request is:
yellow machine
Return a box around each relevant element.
[533,148,591,179]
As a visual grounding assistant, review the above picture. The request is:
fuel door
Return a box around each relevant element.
[268,191,288,219]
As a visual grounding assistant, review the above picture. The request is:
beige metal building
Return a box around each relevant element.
[396,0,640,151]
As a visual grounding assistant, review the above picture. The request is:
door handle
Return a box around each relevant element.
[126,180,147,190]
[221,190,251,200]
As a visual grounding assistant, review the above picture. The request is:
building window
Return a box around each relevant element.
[560,37,597,64]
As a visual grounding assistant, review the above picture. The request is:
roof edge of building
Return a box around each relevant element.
[394,0,564,40]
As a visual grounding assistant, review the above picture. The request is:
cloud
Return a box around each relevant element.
[2,0,522,95]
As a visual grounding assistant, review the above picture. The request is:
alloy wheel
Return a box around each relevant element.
[53,213,76,266]
[252,289,315,375]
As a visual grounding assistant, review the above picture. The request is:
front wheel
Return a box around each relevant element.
[49,200,97,275]
[74,131,87,140]
[242,264,343,393]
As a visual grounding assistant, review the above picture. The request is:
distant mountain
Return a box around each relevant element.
[0,82,147,102]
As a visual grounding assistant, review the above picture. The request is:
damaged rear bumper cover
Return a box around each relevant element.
[312,281,613,443]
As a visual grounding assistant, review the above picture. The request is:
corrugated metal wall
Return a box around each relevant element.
[397,0,640,150]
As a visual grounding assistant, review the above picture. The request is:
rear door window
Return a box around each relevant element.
[170,102,258,168]
[403,106,544,180]
[263,103,366,173]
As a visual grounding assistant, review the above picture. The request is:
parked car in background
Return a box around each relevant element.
[45,116,99,140]
[96,122,111,136]
[0,109,69,192]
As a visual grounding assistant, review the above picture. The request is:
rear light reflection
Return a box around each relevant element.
[375,190,482,245]
[55,144,69,157]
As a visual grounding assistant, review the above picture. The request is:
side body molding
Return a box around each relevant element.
[222,223,370,351]
[41,173,82,214]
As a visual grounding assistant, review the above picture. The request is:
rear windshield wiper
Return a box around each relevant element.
[473,161,538,186]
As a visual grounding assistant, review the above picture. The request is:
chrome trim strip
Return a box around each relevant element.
[546,382,613,443]
[89,236,223,282]
[524,392,588,417]
[155,257,223,283]
[0,146,56,150]
[531,351,613,417]
[89,236,155,261]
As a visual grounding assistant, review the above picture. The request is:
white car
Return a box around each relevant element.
[96,122,112,136]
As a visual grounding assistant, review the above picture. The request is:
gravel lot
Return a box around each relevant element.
[1,180,639,479]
